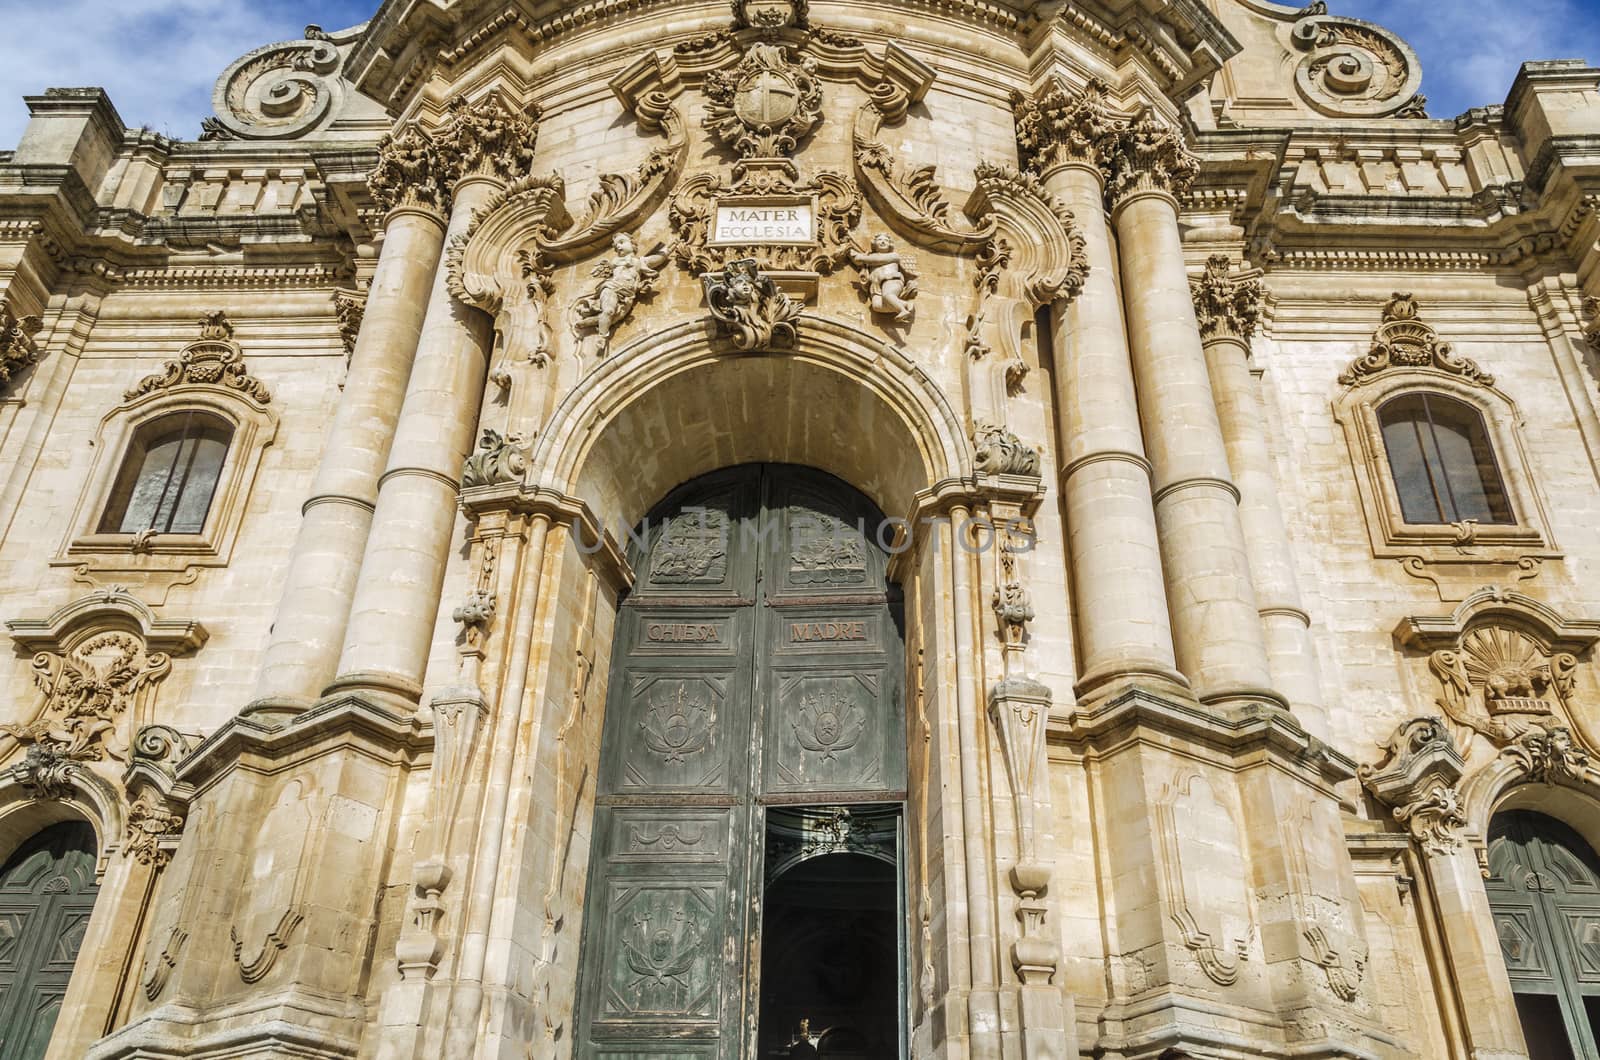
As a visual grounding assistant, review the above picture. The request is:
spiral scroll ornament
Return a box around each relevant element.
[1290,10,1425,119]
[201,32,344,141]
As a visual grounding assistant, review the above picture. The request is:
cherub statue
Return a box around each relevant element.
[572,232,669,354]
[704,258,802,351]
[851,233,918,323]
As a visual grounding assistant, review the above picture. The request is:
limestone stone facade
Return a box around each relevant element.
[0,1,1599,1057]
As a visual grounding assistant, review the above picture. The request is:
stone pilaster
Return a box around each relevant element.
[1191,255,1329,734]
[327,96,540,704]
[249,125,450,715]
[1014,81,1185,701]
[1103,113,1281,711]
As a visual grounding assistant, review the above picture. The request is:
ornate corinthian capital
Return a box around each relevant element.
[1100,110,1199,207]
[368,125,450,215]
[1012,77,1118,172]
[1191,255,1264,341]
[435,95,541,188]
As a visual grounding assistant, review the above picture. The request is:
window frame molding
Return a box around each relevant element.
[54,380,277,576]
[1334,368,1557,565]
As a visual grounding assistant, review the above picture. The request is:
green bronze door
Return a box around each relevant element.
[576,464,906,1059]
[0,821,99,1059]
[1487,810,1600,1058]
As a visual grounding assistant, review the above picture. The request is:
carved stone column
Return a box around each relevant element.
[328,97,539,704]
[250,126,450,715]
[1013,81,1184,701]
[1103,114,1280,711]
[1191,256,1328,732]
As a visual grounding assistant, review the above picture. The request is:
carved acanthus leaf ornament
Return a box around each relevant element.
[1012,77,1117,171]
[1191,255,1264,342]
[461,429,530,488]
[126,311,271,404]
[1100,110,1200,207]
[1339,293,1492,387]
[0,302,43,395]
[434,95,541,187]
[973,423,1040,477]
[368,124,449,214]
[705,258,803,350]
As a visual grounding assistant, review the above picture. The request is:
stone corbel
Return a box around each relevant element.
[1359,717,1468,856]
[121,723,195,869]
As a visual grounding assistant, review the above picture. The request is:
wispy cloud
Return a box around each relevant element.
[1336,0,1598,117]
[0,0,374,146]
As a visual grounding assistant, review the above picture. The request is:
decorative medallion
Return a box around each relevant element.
[703,41,822,159]
[651,508,731,582]
[1428,626,1576,743]
[640,685,714,764]
[792,688,864,761]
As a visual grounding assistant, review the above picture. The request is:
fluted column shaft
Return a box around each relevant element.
[1042,158,1183,698]
[1110,179,1278,709]
[328,176,499,701]
[1200,317,1328,732]
[251,206,446,712]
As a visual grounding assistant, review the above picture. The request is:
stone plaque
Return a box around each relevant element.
[711,199,815,246]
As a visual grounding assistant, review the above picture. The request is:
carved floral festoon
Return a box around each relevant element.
[126,311,272,405]
[1339,293,1493,387]
[1191,255,1264,342]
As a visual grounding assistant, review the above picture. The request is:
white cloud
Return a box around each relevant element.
[0,0,371,146]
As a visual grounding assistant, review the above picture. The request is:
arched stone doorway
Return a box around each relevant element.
[0,820,100,1058]
[1486,809,1600,1058]
[574,463,907,1059]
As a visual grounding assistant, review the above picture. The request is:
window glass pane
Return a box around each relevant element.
[109,433,183,534]
[97,414,231,535]
[1380,398,1444,523]
[1428,398,1514,524]
[164,432,227,533]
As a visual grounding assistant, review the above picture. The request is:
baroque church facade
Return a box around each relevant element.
[2,0,1600,1056]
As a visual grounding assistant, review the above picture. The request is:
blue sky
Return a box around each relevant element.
[0,0,1593,147]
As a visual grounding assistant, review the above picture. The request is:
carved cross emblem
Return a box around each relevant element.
[735,69,801,127]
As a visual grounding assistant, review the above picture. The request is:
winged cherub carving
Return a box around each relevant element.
[572,232,669,355]
[851,233,919,323]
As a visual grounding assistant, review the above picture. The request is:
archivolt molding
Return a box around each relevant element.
[1288,5,1426,119]
[524,314,973,523]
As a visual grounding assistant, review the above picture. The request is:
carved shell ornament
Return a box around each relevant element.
[1289,7,1426,118]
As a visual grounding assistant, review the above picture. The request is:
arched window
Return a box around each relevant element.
[0,821,100,1057]
[1377,392,1513,525]
[1486,810,1600,1058]
[98,411,232,535]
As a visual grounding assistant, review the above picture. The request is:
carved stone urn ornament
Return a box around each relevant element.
[704,258,803,350]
